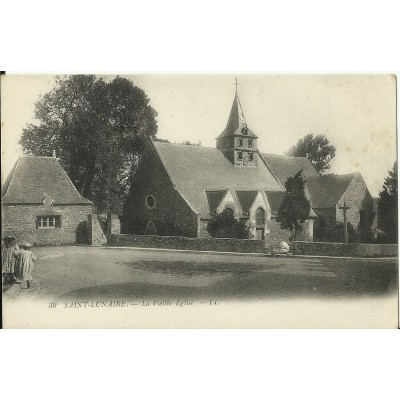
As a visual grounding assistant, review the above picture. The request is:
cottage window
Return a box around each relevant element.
[238,138,243,147]
[145,194,156,210]
[248,139,253,148]
[238,152,243,160]
[36,215,61,229]
[242,127,248,135]
[249,152,254,161]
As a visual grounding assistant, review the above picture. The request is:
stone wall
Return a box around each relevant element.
[122,142,199,237]
[265,218,310,247]
[109,234,266,253]
[2,204,92,245]
[88,214,107,246]
[106,213,121,239]
[294,241,398,257]
[199,217,311,246]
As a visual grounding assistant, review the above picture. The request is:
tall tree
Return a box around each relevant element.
[20,75,158,213]
[276,171,311,240]
[286,134,336,174]
[378,161,398,243]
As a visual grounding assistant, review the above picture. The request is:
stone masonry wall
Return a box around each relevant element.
[265,219,310,248]
[109,234,266,253]
[88,214,107,245]
[199,217,311,247]
[123,142,199,237]
[295,241,398,257]
[2,204,92,245]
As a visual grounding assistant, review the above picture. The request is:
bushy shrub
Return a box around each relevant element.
[207,209,250,239]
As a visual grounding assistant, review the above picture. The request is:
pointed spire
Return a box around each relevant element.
[216,80,257,139]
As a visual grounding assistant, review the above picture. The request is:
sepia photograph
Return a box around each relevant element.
[1,74,398,328]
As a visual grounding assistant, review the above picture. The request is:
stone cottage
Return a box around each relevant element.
[2,155,93,245]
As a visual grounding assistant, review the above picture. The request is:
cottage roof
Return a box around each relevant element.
[305,173,358,209]
[2,156,92,205]
[152,140,283,218]
[261,153,319,186]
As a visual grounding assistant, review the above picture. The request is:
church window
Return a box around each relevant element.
[255,207,265,226]
[145,194,156,210]
[242,127,248,135]
[248,139,253,148]
[238,152,243,160]
[238,138,243,147]
[249,152,253,161]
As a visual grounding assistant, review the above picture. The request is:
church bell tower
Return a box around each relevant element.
[216,79,258,167]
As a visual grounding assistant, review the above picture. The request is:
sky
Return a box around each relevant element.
[1,74,397,197]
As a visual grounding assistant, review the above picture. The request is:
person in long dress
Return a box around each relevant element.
[14,242,37,289]
[2,236,19,284]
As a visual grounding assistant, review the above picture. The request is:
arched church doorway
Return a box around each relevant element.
[255,207,265,240]
[145,221,156,235]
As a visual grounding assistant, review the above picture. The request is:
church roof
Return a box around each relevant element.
[265,191,286,215]
[236,191,258,214]
[205,190,227,214]
[261,153,319,186]
[2,156,92,205]
[217,94,258,139]
[305,173,358,209]
[152,140,283,218]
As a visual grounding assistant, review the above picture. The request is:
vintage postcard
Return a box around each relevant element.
[1,74,398,328]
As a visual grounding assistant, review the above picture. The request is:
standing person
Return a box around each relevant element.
[14,242,37,289]
[2,236,19,284]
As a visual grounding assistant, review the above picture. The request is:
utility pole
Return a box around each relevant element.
[339,201,351,243]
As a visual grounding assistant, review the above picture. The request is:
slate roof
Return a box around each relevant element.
[305,173,358,209]
[261,153,319,186]
[217,94,258,139]
[236,191,258,214]
[205,190,227,214]
[265,191,286,215]
[2,156,92,205]
[153,140,283,218]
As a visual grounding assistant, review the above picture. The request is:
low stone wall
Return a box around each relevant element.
[109,234,266,253]
[294,241,398,257]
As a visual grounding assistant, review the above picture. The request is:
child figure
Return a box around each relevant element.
[14,242,37,289]
[2,236,19,284]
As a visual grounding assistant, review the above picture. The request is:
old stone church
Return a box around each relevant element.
[123,89,374,245]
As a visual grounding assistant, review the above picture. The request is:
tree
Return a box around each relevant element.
[286,134,336,174]
[378,161,398,243]
[207,209,250,239]
[276,171,311,240]
[20,75,158,213]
